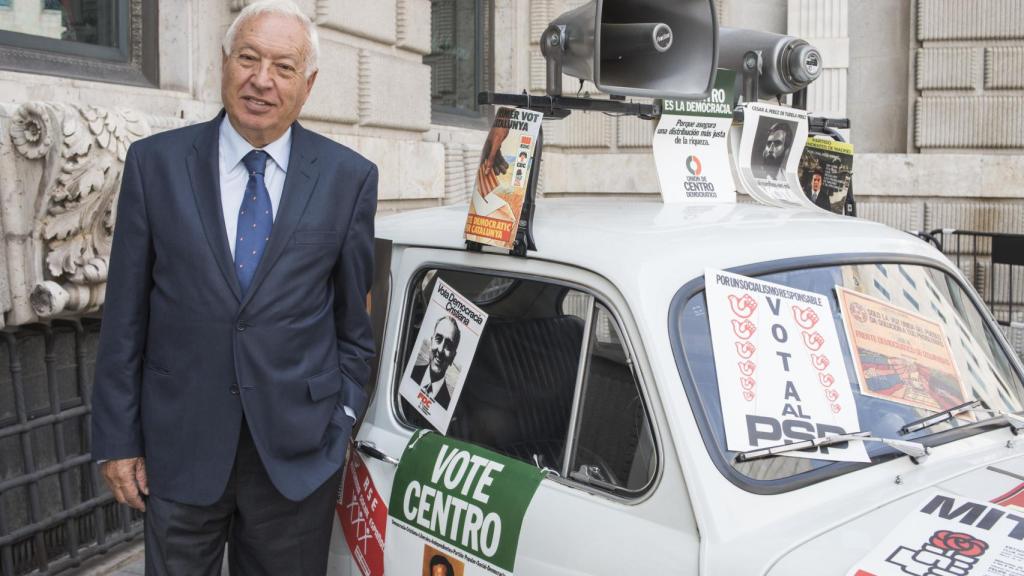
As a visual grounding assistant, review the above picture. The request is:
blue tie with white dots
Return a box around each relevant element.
[235,150,272,295]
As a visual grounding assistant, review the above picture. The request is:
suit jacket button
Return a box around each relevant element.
[230,385,239,395]
[236,321,247,332]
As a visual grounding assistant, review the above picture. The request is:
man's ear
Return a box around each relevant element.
[305,69,319,97]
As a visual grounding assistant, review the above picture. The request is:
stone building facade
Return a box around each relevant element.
[1,0,1023,330]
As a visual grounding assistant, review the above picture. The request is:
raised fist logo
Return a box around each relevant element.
[811,353,830,371]
[732,319,756,340]
[738,360,756,377]
[728,293,758,318]
[792,305,820,329]
[819,373,835,387]
[802,330,825,351]
[740,376,756,390]
[735,341,756,359]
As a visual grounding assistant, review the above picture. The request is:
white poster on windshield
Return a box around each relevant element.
[398,279,489,435]
[848,491,1024,576]
[705,269,868,462]
[734,102,815,209]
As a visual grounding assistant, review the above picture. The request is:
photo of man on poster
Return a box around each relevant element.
[751,119,796,181]
[411,316,462,410]
[804,168,830,209]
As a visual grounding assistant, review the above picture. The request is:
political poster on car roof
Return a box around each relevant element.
[835,287,969,417]
[798,137,854,214]
[847,490,1024,576]
[399,280,489,435]
[338,447,387,576]
[385,431,545,576]
[653,69,736,204]
[705,269,869,462]
[465,106,544,251]
[733,102,815,209]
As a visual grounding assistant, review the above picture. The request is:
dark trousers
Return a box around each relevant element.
[144,420,342,575]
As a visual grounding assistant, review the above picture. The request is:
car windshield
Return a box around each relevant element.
[674,261,1024,485]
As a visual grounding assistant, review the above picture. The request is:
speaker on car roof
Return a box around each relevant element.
[540,0,718,99]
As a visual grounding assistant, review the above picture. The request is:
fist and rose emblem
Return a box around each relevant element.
[882,530,989,576]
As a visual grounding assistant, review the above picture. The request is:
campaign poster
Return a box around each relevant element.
[338,448,387,576]
[836,287,969,416]
[798,137,854,214]
[653,69,736,204]
[385,431,545,576]
[705,269,868,462]
[398,279,489,435]
[734,102,814,209]
[465,107,544,250]
[848,491,1024,576]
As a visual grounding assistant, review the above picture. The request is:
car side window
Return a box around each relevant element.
[396,268,656,495]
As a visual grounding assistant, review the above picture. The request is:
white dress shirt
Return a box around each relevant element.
[218,117,355,421]
[219,117,290,258]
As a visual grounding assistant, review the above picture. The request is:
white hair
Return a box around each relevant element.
[222,0,320,77]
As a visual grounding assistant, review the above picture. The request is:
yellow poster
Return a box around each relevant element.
[836,287,969,414]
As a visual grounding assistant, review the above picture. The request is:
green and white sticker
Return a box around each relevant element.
[385,431,545,575]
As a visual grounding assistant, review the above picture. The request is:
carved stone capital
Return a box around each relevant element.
[0,101,184,327]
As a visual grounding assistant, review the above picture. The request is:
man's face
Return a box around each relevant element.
[431,565,449,576]
[763,128,788,164]
[429,321,458,380]
[222,13,317,148]
[811,173,822,192]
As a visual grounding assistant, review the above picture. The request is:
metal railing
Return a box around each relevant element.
[918,229,1024,357]
[0,321,142,576]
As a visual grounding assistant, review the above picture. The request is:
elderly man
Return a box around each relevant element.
[90,1,377,573]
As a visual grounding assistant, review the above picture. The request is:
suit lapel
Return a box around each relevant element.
[186,114,243,302]
[240,122,320,309]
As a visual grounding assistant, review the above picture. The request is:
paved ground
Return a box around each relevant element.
[76,543,228,575]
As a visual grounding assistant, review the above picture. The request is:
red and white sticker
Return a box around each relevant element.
[338,448,387,576]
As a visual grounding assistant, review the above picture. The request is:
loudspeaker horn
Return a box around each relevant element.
[540,0,718,100]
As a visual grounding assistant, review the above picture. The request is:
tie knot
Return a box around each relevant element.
[243,150,269,176]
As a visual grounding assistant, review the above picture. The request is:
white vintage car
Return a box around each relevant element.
[328,199,1024,576]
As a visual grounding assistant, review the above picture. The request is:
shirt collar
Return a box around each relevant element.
[219,116,292,174]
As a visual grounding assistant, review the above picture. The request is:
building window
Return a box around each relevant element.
[0,0,157,86]
[426,0,492,123]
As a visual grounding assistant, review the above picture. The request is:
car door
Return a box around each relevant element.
[330,246,699,575]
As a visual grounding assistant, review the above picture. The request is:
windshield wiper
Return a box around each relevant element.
[736,431,929,464]
[899,399,1024,436]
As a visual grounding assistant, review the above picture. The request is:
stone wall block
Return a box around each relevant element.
[358,50,431,131]
[542,152,659,194]
[985,47,1024,89]
[317,0,397,44]
[397,0,431,55]
[916,96,1024,148]
[333,135,444,201]
[916,47,978,90]
[444,142,468,204]
[544,112,612,148]
[231,0,317,17]
[617,116,656,148]
[856,201,925,232]
[918,0,1024,41]
[807,67,848,117]
[788,0,848,37]
[925,202,1024,234]
[301,40,360,124]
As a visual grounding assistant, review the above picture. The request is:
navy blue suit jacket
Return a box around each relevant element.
[91,113,376,504]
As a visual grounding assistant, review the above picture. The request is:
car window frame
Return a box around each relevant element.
[668,252,1024,495]
[391,262,661,502]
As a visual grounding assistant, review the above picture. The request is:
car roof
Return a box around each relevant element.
[377,199,940,282]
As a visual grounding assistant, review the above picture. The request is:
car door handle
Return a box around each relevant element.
[354,440,400,466]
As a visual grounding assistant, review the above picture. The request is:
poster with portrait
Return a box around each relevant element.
[705,269,868,462]
[836,287,969,416]
[653,69,737,204]
[847,491,1024,576]
[798,137,854,214]
[464,107,544,250]
[733,102,814,209]
[398,280,489,435]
